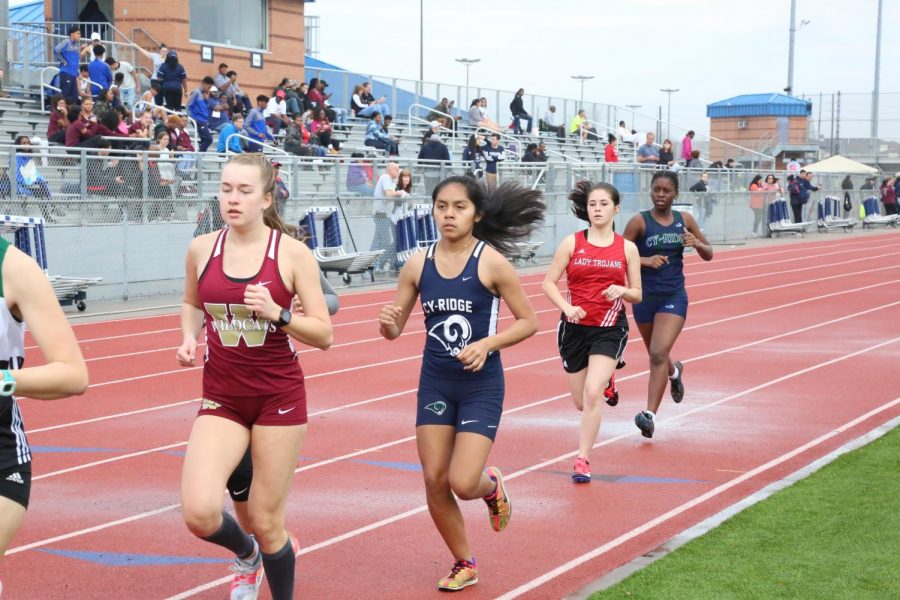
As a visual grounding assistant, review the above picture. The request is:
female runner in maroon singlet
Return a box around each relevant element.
[176,154,331,600]
[542,181,641,483]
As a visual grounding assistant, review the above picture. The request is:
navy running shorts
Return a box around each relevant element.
[416,371,504,441]
[557,318,629,374]
[0,463,31,509]
[632,288,689,324]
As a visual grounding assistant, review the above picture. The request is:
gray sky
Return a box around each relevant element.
[307,0,898,139]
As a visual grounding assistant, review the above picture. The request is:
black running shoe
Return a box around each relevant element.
[616,359,626,370]
[634,411,655,438]
[670,361,684,403]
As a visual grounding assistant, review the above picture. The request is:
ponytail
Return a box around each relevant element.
[431,175,544,256]
[569,180,620,222]
[225,153,291,234]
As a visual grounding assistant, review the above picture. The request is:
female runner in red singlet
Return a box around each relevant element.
[542,181,641,483]
[176,153,331,600]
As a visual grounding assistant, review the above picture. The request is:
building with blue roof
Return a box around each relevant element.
[707,93,818,168]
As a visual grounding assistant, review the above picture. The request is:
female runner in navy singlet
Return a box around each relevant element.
[543,181,642,482]
[623,171,713,438]
[176,153,332,600]
[0,230,87,598]
[378,176,543,592]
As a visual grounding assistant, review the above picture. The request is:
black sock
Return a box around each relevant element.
[262,537,296,600]
[201,512,255,559]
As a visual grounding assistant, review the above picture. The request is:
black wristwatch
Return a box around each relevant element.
[275,307,292,328]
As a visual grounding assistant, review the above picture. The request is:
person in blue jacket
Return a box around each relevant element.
[216,114,244,154]
[53,27,82,103]
[87,45,112,98]
[187,76,215,152]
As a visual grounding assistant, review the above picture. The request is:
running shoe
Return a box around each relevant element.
[484,467,511,532]
[670,361,685,403]
[230,538,264,600]
[572,457,591,483]
[437,558,478,591]
[635,411,655,438]
[604,374,619,407]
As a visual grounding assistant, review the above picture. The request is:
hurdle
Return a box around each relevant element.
[767,198,811,237]
[396,204,438,264]
[860,196,900,229]
[816,196,856,233]
[0,215,102,311]
[300,207,383,284]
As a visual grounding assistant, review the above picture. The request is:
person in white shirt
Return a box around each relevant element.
[264,90,291,137]
[106,57,138,109]
[617,121,642,145]
[541,105,565,138]
[371,162,409,272]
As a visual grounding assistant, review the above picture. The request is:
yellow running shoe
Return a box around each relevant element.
[484,467,511,532]
[437,558,478,591]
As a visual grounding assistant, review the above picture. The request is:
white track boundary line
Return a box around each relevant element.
[497,395,900,599]
[165,334,900,599]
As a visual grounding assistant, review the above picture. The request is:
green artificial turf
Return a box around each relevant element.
[591,425,900,600]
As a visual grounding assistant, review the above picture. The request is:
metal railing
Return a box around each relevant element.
[224,133,289,156]
[131,100,199,149]
[406,104,459,154]
[39,66,104,112]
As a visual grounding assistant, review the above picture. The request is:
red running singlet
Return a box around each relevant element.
[198,228,305,400]
[565,230,628,327]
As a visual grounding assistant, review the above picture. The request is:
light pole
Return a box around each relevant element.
[625,104,641,128]
[871,0,883,149]
[455,58,480,108]
[659,88,679,139]
[785,0,810,96]
[571,75,594,108]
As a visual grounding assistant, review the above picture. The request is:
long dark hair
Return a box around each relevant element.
[431,175,544,255]
[569,180,620,221]
[749,174,763,188]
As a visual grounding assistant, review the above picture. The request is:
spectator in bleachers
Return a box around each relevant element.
[685,149,702,169]
[112,106,131,136]
[110,73,125,108]
[79,32,103,62]
[88,45,113,99]
[243,95,274,151]
[419,130,450,192]
[106,56,138,109]
[466,98,482,128]
[522,142,547,163]
[681,130,695,165]
[156,50,187,110]
[636,132,660,165]
[217,113,244,154]
[382,114,398,139]
[90,139,141,201]
[53,27,82,103]
[273,78,299,115]
[207,89,231,132]
[483,133,505,192]
[397,168,414,196]
[365,113,399,156]
[271,160,290,216]
[617,121,641,145]
[320,80,348,125]
[309,106,340,153]
[296,82,311,112]
[135,42,167,99]
[509,88,533,136]
[128,109,154,140]
[570,110,596,141]
[65,97,112,147]
[462,134,485,177]
[428,98,458,130]
[371,161,406,272]
[147,130,176,218]
[93,88,113,122]
[658,139,675,167]
[284,113,326,157]
[352,82,391,119]
[346,153,375,196]
[13,136,55,222]
[187,76,215,152]
[307,78,343,125]
[166,115,195,153]
[214,64,251,114]
[479,97,503,132]
[76,65,94,102]
[264,90,292,138]
[47,95,70,144]
[604,134,619,163]
[540,105,566,138]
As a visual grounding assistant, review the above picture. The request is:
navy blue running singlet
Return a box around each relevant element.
[637,210,686,294]
[419,241,502,377]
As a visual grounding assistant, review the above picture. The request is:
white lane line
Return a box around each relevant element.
[495,395,900,599]
[165,334,900,599]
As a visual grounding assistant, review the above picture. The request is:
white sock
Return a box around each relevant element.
[669,365,681,380]
[645,410,655,419]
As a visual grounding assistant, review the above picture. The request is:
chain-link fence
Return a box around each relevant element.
[0,144,879,303]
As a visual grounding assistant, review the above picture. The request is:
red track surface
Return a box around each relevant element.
[6,233,900,599]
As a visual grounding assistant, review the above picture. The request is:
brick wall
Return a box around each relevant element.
[45,0,305,99]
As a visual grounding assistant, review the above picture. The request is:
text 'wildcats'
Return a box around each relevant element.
[205,303,274,347]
